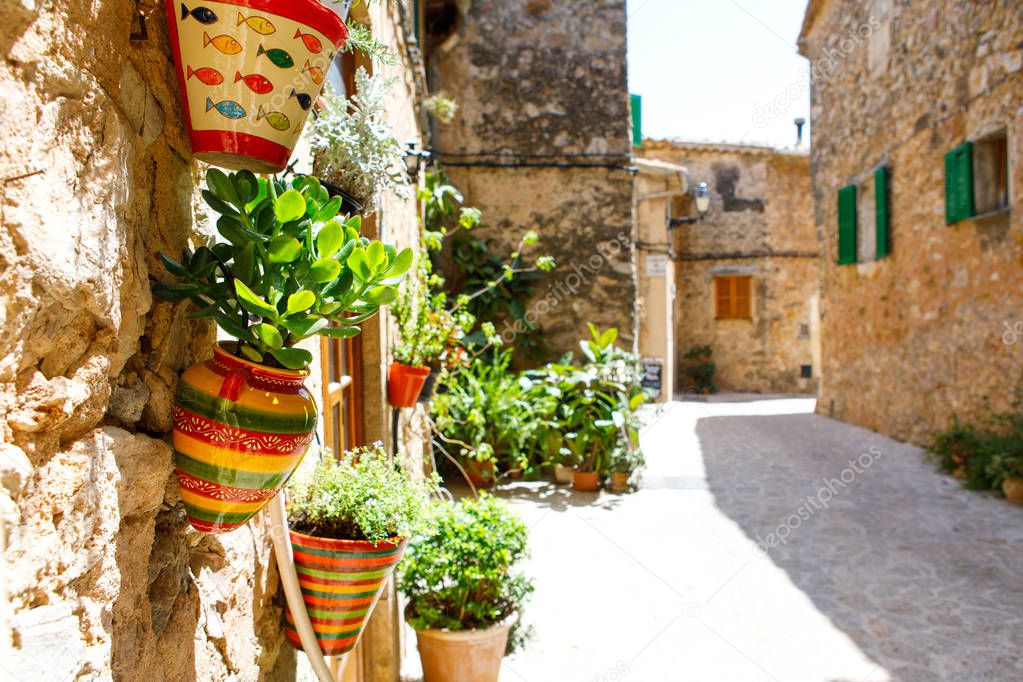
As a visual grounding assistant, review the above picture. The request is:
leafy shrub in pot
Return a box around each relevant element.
[399,494,533,682]
[284,444,437,655]
[155,169,412,533]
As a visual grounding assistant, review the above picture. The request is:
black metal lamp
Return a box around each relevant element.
[402,142,431,183]
[668,182,711,228]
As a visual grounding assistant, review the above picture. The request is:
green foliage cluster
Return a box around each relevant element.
[287,443,438,544]
[398,494,533,631]
[523,325,646,476]
[430,350,547,474]
[929,408,1023,492]
[681,345,716,394]
[431,325,646,481]
[391,257,475,368]
[155,170,412,369]
[310,68,410,210]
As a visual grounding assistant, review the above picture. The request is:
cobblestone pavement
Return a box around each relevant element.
[403,397,1023,682]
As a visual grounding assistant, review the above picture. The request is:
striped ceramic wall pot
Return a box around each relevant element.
[165,0,349,173]
[285,531,408,656]
[174,343,317,534]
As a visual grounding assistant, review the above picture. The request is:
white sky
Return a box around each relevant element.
[627,0,811,149]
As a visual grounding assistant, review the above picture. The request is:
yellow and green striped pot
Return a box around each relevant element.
[173,343,317,534]
[285,531,407,656]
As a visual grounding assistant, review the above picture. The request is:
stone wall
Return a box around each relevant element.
[424,0,636,358]
[799,0,1023,443]
[639,141,820,394]
[0,1,424,680]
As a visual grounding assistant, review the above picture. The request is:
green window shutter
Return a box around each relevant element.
[837,184,857,265]
[875,166,890,259]
[944,142,975,224]
[630,94,642,147]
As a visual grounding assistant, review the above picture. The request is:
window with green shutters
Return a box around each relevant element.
[945,142,975,224]
[837,185,857,265]
[875,166,890,259]
[630,94,642,147]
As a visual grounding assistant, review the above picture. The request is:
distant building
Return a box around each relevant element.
[421,0,636,356]
[799,0,1023,443]
[637,140,820,396]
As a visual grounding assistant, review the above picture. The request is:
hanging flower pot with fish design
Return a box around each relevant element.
[165,0,348,172]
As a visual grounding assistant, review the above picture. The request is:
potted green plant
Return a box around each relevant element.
[310,67,411,214]
[154,169,412,533]
[284,444,437,654]
[389,260,474,407]
[606,445,645,493]
[987,450,1023,504]
[399,494,533,682]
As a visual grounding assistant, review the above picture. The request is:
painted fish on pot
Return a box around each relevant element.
[173,343,318,534]
[165,0,349,173]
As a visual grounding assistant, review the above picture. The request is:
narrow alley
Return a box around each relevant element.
[440,398,1023,682]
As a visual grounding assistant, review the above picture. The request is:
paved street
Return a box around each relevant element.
[405,397,1023,682]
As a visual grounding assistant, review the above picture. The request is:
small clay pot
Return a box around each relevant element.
[387,361,431,407]
[1003,478,1023,504]
[608,471,630,493]
[553,464,574,485]
[412,614,515,682]
[465,458,496,489]
[572,470,600,492]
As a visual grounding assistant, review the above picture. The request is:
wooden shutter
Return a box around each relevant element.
[733,276,752,318]
[837,185,857,265]
[945,142,975,224]
[714,276,752,319]
[875,166,890,259]
[631,94,642,147]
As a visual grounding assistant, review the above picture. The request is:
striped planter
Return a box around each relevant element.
[285,531,407,656]
[173,343,317,534]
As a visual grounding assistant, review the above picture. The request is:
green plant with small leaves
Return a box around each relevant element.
[154,169,413,369]
[398,494,533,631]
[392,258,475,368]
[287,443,439,543]
[423,91,459,124]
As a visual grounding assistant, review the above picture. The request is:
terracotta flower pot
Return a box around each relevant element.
[388,361,431,408]
[173,343,316,534]
[413,616,515,682]
[165,0,349,172]
[465,458,496,489]
[608,471,630,493]
[572,470,600,492]
[285,530,407,656]
[1003,478,1023,504]
[553,464,574,485]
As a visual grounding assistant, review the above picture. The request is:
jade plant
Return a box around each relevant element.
[287,443,438,543]
[154,169,412,369]
[398,494,533,631]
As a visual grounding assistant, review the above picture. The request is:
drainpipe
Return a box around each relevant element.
[269,494,342,682]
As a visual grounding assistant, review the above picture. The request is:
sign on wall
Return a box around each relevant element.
[645,254,668,276]
[641,358,663,396]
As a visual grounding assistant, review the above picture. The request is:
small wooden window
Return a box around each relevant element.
[973,131,1009,215]
[320,335,363,456]
[715,276,752,319]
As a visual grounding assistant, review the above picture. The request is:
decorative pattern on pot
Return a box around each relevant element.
[174,343,317,534]
[165,0,349,173]
[387,361,431,408]
[285,531,408,656]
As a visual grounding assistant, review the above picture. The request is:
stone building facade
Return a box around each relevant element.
[421,0,636,358]
[638,140,821,395]
[799,0,1023,444]
[1,2,425,680]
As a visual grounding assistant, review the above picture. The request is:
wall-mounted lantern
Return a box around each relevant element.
[403,142,432,183]
[668,182,711,228]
